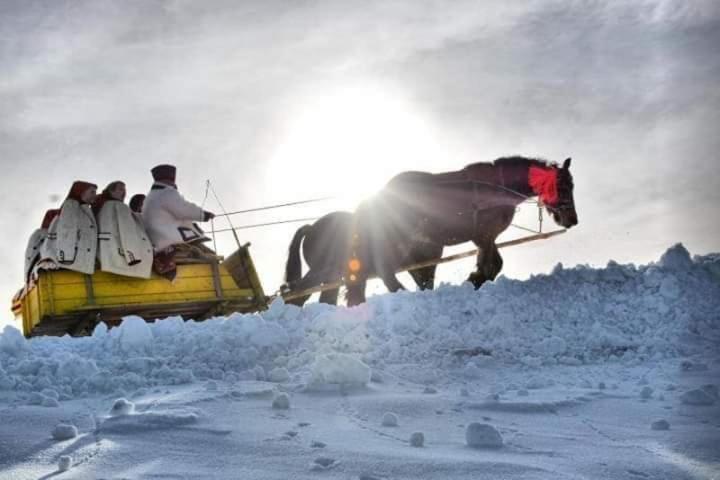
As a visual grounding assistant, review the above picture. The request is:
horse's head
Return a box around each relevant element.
[548,158,578,228]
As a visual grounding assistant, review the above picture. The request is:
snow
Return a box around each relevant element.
[309,353,371,387]
[0,244,718,478]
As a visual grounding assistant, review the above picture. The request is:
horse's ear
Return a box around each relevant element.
[562,157,572,169]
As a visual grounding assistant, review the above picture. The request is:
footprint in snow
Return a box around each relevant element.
[309,456,340,471]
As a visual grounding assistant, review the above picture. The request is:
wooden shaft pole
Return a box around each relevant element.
[280,229,566,302]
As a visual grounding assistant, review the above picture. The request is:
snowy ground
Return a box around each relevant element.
[1,244,718,479]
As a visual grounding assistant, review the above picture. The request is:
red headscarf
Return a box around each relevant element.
[67,181,98,204]
[92,181,124,216]
[528,166,559,206]
[41,209,60,229]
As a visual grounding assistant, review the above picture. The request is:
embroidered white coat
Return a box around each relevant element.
[24,228,47,282]
[97,200,153,278]
[40,199,97,274]
[142,182,209,252]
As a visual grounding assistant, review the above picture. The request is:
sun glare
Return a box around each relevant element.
[271,85,443,206]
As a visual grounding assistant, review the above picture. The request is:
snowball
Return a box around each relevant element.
[310,354,371,386]
[52,423,78,441]
[58,455,72,472]
[409,432,425,447]
[272,393,290,410]
[381,412,398,427]
[651,420,670,431]
[117,316,153,352]
[110,398,135,416]
[640,387,653,399]
[680,389,716,406]
[269,367,290,383]
[466,423,503,448]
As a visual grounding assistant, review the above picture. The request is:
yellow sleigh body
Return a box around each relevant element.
[12,246,267,337]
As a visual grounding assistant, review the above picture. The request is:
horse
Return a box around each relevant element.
[344,156,578,306]
[283,211,353,306]
[283,211,442,307]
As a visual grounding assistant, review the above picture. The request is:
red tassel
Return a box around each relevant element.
[528,166,559,206]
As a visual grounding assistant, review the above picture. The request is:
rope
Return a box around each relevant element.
[213,216,320,233]
[216,196,335,217]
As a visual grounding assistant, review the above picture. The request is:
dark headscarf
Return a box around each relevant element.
[129,194,145,213]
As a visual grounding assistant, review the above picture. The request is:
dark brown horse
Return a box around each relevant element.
[283,211,440,306]
[284,156,578,307]
[344,156,578,305]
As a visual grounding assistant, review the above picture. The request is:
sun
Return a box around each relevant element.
[270,84,443,207]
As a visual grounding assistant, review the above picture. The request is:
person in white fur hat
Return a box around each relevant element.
[142,164,215,280]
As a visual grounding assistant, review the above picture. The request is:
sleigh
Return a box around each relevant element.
[12,245,267,337]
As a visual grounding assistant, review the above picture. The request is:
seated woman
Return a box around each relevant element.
[95,181,153,278]
[23,209,59,284]
[40,181,99,275]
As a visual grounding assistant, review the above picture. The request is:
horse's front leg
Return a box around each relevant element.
[345,277,367,306]
[467,238,503,289]
[379,265,406,293]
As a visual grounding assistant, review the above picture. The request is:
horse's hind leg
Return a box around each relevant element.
[319,287,340,305]
[409,266,436,290]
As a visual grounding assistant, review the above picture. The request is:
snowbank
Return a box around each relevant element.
[0,244,718,399]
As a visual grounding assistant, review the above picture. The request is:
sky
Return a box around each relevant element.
[1,0,719,330]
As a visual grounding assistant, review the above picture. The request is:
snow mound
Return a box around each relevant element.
[309,354,371,386]
[100,409,199,433]
[0,244,718,400]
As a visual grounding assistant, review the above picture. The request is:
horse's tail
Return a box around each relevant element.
[285,224,312,284]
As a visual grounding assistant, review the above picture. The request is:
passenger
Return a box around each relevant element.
[129,194,146,214]
[41,181,99,274]
[142,165,215,280]
[92,181,126,217]
[24,209,60,283]
[96,181,153,278]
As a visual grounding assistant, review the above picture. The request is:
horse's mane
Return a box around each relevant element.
[464,156,557,170]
